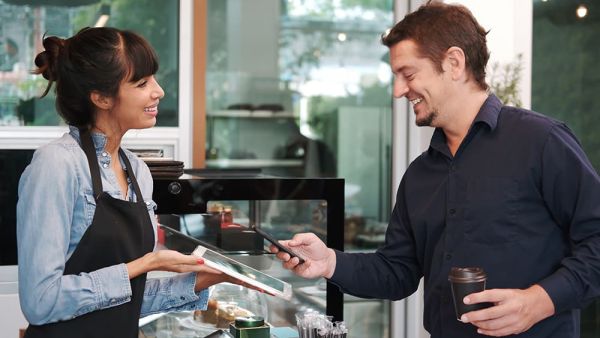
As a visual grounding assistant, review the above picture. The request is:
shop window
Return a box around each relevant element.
[0,0,179,127]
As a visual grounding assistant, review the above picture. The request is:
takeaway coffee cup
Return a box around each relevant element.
[448,267,488,320]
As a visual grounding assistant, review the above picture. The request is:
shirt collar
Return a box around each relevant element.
[68,126,108,153]
[472,93,503,131]
[430,94,503,155]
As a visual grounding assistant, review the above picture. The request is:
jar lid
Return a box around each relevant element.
[235,316,265,328]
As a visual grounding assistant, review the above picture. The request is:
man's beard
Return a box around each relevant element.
[416,110,437,127]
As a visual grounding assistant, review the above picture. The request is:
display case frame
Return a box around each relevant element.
[152,171,345,322]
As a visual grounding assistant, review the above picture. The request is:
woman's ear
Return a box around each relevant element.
[443,46,467,81]
[89,91,113,111]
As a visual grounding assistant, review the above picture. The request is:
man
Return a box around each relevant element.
[272,2,600,337]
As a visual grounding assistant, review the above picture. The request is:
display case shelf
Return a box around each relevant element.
[207,110,295,118]
[205,158,303,168]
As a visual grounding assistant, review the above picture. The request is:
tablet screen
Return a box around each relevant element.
[193,245,290,297]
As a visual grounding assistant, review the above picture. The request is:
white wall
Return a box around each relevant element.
[448,0,532,109]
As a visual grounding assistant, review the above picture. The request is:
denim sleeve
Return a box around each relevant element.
[537,124,600,313]
[17,145,133,325]
[141,273,209,316]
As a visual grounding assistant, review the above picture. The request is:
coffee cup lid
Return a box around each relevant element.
[448,267,486,282]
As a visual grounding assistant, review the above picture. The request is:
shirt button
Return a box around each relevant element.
[109,298,116,304]
[102,163,109,169]
[145,201,151,206]
[445,253,452,260]
[448,208,456,215]
[180,296,186,301]
[102,152,108,157]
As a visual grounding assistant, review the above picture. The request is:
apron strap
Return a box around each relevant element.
[119,148,144,204]
[79,128,103,199]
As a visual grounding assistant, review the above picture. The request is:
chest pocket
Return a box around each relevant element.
[463,177,519,245]
[83,189,125,225]
[83,192,97,226]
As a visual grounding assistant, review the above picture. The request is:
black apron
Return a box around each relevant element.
[24,128,155,338]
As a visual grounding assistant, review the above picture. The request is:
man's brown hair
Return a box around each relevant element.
[382,1,490,90]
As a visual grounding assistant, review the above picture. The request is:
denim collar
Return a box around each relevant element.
[68,126,108,154]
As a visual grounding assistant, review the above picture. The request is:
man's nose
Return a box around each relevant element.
[393,78,409,98]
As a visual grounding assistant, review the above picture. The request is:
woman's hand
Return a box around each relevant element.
[126,249,204,279]
[195,265,238,291]
[127,250,267,294]
[194,265,268,294]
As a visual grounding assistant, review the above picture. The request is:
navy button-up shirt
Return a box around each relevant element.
[331,95,600,337]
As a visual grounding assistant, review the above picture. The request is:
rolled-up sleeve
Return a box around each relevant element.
[141,273,209,316]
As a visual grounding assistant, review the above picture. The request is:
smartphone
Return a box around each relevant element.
[251,225,305,264]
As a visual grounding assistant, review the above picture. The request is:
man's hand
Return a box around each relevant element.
[460,285,555,336]
[270,233,337,279]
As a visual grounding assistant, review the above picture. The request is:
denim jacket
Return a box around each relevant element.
[17,127,208,325]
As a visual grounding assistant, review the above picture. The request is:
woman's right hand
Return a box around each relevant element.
[126,249,204,279]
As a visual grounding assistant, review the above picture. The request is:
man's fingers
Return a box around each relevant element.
[293,260,311,275]
[462,302,510,323]
[473,315,523,337]
[282,256,300,270]
[276,251,292,262]
[269,244,280,254]
[464,288,508,305]
[471,314,514,331]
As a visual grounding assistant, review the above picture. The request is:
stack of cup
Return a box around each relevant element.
[295,310,348,338]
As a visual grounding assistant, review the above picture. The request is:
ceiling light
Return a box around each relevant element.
[94,4,110,27]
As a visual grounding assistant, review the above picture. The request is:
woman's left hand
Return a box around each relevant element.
[194,264,269,295]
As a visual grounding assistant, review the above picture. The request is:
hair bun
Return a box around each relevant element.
[34,36,66,82]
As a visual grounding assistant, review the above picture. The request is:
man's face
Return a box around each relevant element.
[389,39,450,127]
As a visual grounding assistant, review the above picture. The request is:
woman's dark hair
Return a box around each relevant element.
[382,1,490,90]
[33,27,159,127]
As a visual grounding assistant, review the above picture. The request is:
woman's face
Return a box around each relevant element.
[110,74,165,131]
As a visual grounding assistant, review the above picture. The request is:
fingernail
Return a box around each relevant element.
[463,296,470,304]
[461,315,467,322]
[197,258,204,264]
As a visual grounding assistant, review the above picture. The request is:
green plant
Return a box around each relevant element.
[489,54,523,107]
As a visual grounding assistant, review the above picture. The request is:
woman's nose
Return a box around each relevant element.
[153,80,165,99]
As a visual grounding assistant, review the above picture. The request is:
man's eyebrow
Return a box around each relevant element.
[394,65,414,74]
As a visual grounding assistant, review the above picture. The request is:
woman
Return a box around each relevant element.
[17,27,240,338]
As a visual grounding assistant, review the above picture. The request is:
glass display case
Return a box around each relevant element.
[141,171,344,337]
